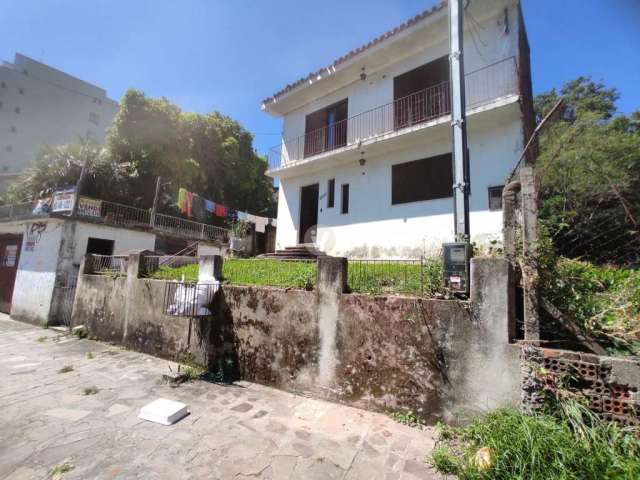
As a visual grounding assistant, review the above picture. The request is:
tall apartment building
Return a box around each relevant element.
[0,54,119,192]
[262,0,535,258]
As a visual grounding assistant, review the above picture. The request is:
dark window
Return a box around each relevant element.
[341,183,349,214]
[18,87,24,95]
[393,56,450,129]
[304,99,348,158]
[14,107,20,114]
[488,186,504,211]
[327,179,335,208]
[10,126,16,133]
[392,153,454,204]
[86,237,114,256]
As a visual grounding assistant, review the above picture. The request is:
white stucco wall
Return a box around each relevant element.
[8,219,64,325]
[73,222,156,264]
[276,106,523,258]
[280,5,519,143]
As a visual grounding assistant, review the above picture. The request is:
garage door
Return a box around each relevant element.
[0,235,22,313]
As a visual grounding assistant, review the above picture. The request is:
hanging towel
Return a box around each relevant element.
[214,203,227,217]
[186,191,193,218]
[237,211,248,221]
[204,199,215,213]
[253,216,268,233]
[178,188,188,214]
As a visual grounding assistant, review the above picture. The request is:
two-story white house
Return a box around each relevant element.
[262,0,535,258]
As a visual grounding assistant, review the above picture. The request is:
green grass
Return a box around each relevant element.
[429,401,640,480]
[348,258,444,296]
[146,258,446,296]
[389,409,426,428]
[48,461,74,478]
[148,259,317,290]
[58,365,74,374]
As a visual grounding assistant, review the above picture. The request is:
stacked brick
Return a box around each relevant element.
[521,345,640,430]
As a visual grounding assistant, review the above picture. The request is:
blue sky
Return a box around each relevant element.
[1,0,639,155]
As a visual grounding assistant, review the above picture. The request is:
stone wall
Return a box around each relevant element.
[72,254,520,422]
[521,345,640,429]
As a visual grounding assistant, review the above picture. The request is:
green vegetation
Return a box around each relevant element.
[544,257,640,355]
[58,365,74,374]
[48,462,74,479]
[149,263,199,282]
[85,351,94,360]
[82,385,99,395]
[348,258,444,296]
[5,90,276,217]
[429,401,640,480]
[223,259,316,290]
[389,409,426,428]
[37,336,47,342]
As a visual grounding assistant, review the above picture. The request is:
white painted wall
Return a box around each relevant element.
[0,54,118,178]
[276,106,523,258]
[74,222,156,264]
[272,3,524,257]
[9,219,64,324]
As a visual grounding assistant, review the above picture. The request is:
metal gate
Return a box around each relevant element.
[56,266,79,326]
[0,234,23,314]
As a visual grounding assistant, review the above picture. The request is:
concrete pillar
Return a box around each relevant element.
[123,253,141,343]
[520,166,540,341]
[199,255,223,280]
[315,256,347,387]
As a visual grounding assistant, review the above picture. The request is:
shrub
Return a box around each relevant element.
[428,401,640,480]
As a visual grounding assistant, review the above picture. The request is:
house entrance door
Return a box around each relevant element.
[0,234,22,314]
[299,183,319,244]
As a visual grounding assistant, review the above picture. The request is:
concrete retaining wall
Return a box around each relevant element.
[72,255,520,421]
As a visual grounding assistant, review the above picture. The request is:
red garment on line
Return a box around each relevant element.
[186,191,193,218]
[214,203,227,217]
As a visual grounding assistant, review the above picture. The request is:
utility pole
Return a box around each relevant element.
[150,176,162,227]
[449,0,470,242]
[442,0,472,296]
[70,156,88,217]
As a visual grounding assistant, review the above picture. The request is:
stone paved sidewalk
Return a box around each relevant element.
[0,316,445,479]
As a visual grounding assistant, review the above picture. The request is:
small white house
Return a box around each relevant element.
[262,0,535,258]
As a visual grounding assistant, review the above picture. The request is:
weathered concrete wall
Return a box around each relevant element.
[72,273,206,365]
[522,345,640,429]
[72,255,520,420]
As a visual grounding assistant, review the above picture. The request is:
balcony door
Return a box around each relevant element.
[304,99,348,158]
[393,56,450,129]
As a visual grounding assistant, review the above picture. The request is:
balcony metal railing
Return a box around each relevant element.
[268,56,518,170]
[0,201,39,220]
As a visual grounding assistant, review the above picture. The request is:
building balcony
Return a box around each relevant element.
[267,56,519,177]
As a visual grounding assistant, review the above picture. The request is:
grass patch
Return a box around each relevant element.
[37,336,47,342]
[82,385,99,395]
[58,365,74,374]
[428,401,640,480]
[48,461,74,478]
[389,409,426,428]
[85,351,94,359]
[348,258,444,296]
[149,263,199,282]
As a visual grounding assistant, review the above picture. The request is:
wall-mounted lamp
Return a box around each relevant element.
[359,157,366,167]
[360,67,367,81]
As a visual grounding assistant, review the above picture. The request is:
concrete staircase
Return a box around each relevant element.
[259,244,327,260]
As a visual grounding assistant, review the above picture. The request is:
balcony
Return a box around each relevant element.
[267,56,519,173]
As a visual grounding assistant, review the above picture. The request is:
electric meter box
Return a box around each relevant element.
[442,242,471,294]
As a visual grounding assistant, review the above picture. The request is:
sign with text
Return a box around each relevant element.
[78,197,102,218]
[51,188,76,213]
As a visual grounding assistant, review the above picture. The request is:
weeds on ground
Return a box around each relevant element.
[58,365,74,374]
[389,409,426,428]
[348,258,444,296]
[48,461,74,479]
[85,351,94,359]
[428,400,640,479]
[82,385,99,395]
[37,336,47,342]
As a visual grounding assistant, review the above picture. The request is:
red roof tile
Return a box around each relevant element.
[261,1,447,107]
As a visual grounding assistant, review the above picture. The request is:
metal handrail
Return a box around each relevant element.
[268,56,518,170]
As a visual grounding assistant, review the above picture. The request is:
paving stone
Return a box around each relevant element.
[0,314,445,480]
